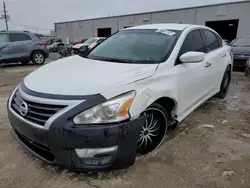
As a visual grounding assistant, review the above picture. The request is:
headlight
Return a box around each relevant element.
[73,91,136,124]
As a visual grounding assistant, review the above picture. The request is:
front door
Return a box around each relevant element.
[176,29,211,118]
[0,33,14,63]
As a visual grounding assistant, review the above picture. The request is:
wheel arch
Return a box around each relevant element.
[151,97,178,119]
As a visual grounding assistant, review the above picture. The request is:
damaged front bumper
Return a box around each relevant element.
[9,108,145,171]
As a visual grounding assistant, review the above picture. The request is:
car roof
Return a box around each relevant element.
[94,37,106,39]
[87,37,104,40]
[123,23,213,32]
[123,23,191,31]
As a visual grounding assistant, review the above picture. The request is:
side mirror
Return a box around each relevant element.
[179,51,205,63]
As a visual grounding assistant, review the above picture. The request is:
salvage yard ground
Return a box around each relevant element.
[0,62,250,188]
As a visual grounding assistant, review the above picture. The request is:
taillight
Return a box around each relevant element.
[42,42,47,47]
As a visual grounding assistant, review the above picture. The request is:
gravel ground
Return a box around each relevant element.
[0,62,249,188]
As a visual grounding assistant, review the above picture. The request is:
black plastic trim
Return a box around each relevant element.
[20,81,106,101]
[11,128,56,164]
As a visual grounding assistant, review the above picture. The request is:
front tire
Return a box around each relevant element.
[31,51,45,65]
[216,66,231,98]
[137,103,168,155]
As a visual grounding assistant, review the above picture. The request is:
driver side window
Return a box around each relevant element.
[179,30,206,56]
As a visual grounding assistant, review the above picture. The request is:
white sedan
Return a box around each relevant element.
[8,24,232,171]
[72,37,106,54]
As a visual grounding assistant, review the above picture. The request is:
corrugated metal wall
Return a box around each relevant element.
[55,1,250,43]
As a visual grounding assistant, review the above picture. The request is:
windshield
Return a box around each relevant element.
[231,37,250,46]
[84,38,97,44]
[87,29,180,64]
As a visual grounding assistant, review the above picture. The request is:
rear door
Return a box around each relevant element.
[201,29,226,93]
[0,33,14,62]
[9,33,35,59]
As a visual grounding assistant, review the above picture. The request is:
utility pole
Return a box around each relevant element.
[1,0,9,31]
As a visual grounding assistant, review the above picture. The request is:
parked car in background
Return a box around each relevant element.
[0,31,49,65]
[88,38,106,49]
[58,44,73,58]
[8,24,232,171]
[230,36,250,69]
[46,38,64,52]
[72,39,88,45]
[72,37,106,54]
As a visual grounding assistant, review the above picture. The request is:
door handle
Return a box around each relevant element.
[205,62,211,68]
[221,53,227,57]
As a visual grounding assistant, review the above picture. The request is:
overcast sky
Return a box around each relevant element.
[0,0,246,34]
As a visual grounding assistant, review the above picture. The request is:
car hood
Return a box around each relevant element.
[232,46,250,55]
[24,55,159,96]
[73,43,88,49]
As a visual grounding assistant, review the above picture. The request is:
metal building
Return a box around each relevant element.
[54,0,250,43]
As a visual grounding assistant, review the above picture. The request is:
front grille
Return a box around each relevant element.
[11,89,67,126]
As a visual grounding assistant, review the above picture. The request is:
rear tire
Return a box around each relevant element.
[216,66,231,98]
[137,103,168,155]
[31,51,45,65]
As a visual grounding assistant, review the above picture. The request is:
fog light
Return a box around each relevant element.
[75,146,118,158]
[81,156,113,166]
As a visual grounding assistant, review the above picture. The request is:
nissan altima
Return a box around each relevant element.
[8,24,232,171]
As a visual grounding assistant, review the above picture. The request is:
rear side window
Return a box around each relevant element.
[9,33,32,42]
[0,33,9,43]
[179,30,206,56]
[204,30,220,52]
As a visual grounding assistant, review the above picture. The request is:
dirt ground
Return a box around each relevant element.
[0,63,250,188]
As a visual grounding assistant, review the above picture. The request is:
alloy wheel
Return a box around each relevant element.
[34,54,44,64]
[137,107,167,155]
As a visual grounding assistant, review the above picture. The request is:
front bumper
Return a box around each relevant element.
[8,90,145,171]
[72,48,80,54]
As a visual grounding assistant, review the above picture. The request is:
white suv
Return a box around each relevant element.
[8,24,232,171]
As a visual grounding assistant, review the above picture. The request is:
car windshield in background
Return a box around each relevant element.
[84,38,97,44]
[87,29,180,64]
[231,37,250,46]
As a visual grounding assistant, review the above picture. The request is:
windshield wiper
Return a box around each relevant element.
[88,56,137,63]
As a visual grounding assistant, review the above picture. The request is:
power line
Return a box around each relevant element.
[0,1,51,32]
[9,20,52,31]
[0,0,9,30]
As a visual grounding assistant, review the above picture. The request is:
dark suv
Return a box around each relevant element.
[0,31,49,65]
